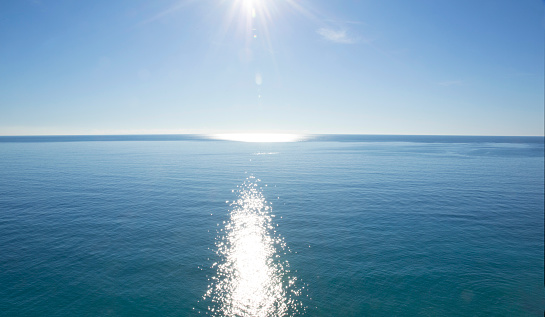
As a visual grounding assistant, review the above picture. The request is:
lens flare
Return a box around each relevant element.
[204,177,304,316]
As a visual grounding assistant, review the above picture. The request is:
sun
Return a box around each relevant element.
[242,0,263,9]
[215,0,314,54]
[219,0,277,42]
[240,0,267,14]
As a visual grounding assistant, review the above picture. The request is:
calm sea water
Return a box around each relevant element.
[0,135,543,316]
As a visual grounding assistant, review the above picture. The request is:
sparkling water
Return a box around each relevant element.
[0,135,543,316]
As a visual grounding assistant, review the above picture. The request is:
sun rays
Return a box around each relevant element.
[216,0,315,50]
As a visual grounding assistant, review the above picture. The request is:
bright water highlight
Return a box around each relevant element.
[204,177,302,316]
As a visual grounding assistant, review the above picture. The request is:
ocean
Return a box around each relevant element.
[0,135,543,316]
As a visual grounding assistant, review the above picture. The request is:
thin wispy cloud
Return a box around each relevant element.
[316,28,356,44]
[437,80,464,87]
[344,20,364,25]
[322,19,364,25]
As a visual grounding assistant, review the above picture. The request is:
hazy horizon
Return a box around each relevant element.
[1,132,543,138]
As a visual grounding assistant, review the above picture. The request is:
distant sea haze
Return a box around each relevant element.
[0,134,542,143]
[0,135,543,315]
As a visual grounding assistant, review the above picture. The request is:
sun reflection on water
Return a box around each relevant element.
[204,177,304,316]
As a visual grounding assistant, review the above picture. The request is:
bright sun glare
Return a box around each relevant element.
[211,133,306,142]
[221,0,307,46]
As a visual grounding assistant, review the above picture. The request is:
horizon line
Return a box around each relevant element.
[0,132,544,138]
[0,134,543,145]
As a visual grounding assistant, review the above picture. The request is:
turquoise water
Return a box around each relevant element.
[0,136,543,316]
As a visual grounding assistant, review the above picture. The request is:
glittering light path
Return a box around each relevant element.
[205,177,303,316]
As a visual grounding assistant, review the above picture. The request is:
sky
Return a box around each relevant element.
[0,0,543,136]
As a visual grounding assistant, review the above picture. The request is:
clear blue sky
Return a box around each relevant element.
[0,0,543,136]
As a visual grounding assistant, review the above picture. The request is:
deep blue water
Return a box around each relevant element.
[0,135,543,316]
